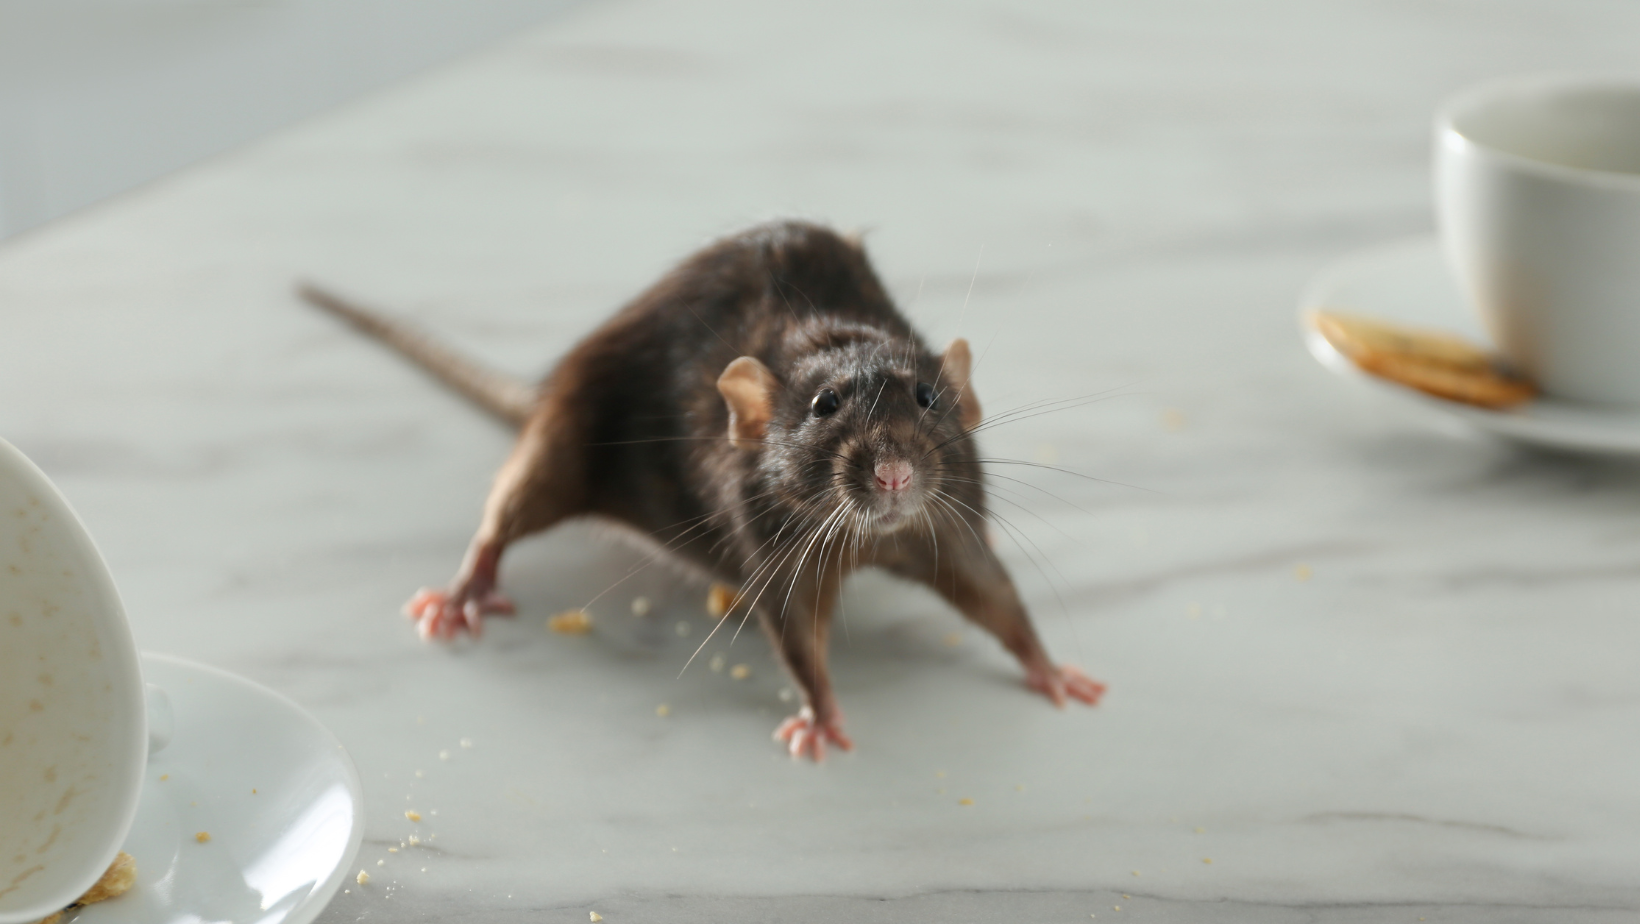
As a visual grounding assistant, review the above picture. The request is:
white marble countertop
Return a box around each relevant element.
[5,1,1640,921]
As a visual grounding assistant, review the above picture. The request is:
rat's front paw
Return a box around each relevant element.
[773,707,853,762]
[404,585,516,641]
[1026,663,1106,707]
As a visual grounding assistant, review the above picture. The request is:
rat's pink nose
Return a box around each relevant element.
[874,460,914,492]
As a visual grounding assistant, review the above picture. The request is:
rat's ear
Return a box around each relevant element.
[717,356,780,449]
[940,338,983,430]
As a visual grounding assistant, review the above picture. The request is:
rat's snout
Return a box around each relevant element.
[874,459,914,493]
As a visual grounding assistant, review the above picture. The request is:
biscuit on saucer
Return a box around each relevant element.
[1309,309,1537,409]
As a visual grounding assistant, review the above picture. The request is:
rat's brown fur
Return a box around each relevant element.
[301,221,1102,760]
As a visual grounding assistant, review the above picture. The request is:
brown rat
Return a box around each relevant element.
[300,221,1103,760]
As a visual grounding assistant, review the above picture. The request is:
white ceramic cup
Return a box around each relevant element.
[0,439,166,924]
[1436,74,1640,406]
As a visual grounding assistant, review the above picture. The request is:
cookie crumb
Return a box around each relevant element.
[1294,563,1312,582]
[1202,857,1213,864]
[958,798,974,806]
[548,609,593,634]
[730,664,751,680]
[631,596,651,616]
[590,913,603,922]
[439,749,452,761]
[405,810,421,822]
[408,836,421,847]
[943,632,963,646]
[460,738,473,748]
[388,847,398,853]
[159,774,168,781]
[356,871,370,885]
[76,851,137,904]
[195,831,210,843]
[656,703,671,718]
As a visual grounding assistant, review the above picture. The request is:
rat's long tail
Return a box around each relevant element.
[297,282,537,428]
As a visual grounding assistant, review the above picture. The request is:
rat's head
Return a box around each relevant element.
[717,326,984,535]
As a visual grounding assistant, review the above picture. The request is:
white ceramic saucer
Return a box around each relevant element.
[73,654,363,924]
[1300,235,1640,455]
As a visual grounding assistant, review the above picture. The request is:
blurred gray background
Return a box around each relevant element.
[0,0,582,239]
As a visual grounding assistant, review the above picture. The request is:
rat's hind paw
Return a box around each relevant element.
[404,586,516,641]
[1026,663,1106,708]
[773,707,854,762]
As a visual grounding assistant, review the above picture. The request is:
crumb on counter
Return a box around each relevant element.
[158,774,168,781]
[408,836,421,847]
[548,609,593,634]
[590,913,603,922]
[709,653,726,673]
[631,596,651,616]
[1294,563,1312,581]
[460,738,473,748]
[942,632,963,646]
[729,664,751,680]
[195,832,210,843]
[439,749,452,761]
[705,583,739,618]
[356,871,369,885]
[1203,857,1213,864]
[958,798,974,806]
[655,703,671,718]
[405,810,421,823]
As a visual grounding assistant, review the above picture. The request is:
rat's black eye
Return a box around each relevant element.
[916,382,936,409]
[811,388,841,417]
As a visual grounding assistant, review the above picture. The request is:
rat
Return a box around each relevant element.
[299,221,1104,760]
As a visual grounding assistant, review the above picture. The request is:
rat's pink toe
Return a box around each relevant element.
[773,707,852,762]
[1027,663,1106,708]
[401,584,512,642]
[1060,665,1107,705]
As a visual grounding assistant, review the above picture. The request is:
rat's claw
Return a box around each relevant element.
[773,707,853,762]
[1026,662,1106,708]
